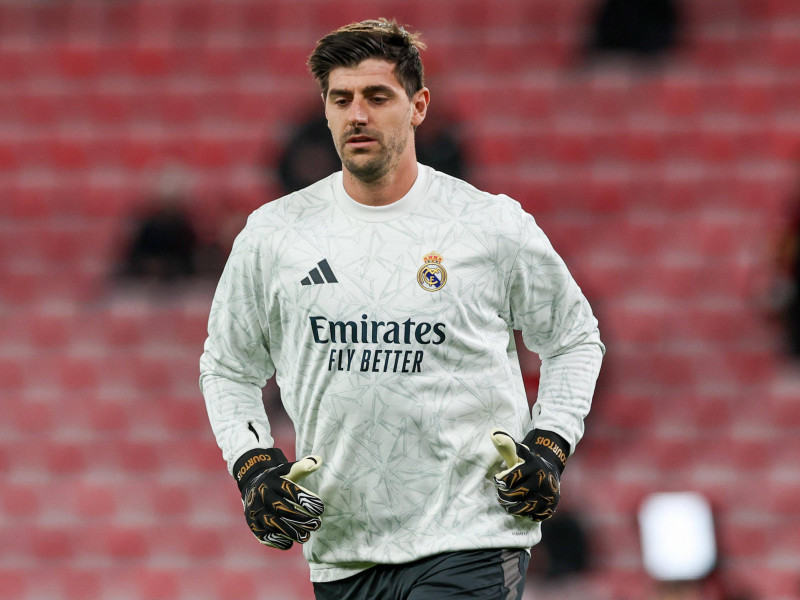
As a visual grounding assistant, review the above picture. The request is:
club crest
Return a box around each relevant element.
[417,252,447,292]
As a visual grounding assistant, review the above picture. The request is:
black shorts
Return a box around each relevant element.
[313,548,530,600]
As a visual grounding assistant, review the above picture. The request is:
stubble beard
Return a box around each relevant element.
[338,129,408,185]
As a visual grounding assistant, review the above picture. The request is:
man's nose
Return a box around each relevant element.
[348,99,368,126]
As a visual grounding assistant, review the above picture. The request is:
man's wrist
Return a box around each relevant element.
[232,447,288,492]
[522,429,570,475]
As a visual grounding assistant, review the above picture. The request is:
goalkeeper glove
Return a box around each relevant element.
[233,448,324,550]
[490,428,569,522]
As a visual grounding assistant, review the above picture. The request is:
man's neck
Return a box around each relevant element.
[342,155,419,207]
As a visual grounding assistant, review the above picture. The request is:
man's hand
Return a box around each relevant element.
[233,448,324,550]
[490,428,569,522]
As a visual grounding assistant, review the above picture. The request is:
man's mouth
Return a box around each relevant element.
[346,134,377,147]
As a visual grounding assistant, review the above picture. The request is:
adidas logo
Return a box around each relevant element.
[301,259,338,286]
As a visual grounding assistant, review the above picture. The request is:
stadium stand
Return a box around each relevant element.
[1,1,799,598]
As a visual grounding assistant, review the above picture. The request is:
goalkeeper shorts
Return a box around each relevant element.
[313,548,530,600]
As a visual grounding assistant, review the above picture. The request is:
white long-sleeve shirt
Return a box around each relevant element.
[200,164,604,583]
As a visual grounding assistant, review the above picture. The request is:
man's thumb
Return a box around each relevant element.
[490,429,523,469]
[286,455,322,483]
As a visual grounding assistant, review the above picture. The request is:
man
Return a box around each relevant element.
[200,18,604,600]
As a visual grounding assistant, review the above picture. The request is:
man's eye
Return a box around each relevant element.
[371,97,388,104]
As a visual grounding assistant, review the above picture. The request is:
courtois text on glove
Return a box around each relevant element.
[490,428,569,522]
[233,448,324,550]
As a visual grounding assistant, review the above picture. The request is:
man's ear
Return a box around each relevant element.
[411,87,430,127]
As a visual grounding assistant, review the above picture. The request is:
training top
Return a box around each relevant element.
[199,164,604,583]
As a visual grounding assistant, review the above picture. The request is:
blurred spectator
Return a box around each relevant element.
[771,198,800,357]
[522,510,597,600]
[275,112,466,194]
[531,509,591,579]
[117,165,224,283]
[586,0,681,59]
[415,110,466,181]
[276,115,342,195]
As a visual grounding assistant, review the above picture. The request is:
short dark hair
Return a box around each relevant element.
[307,18,426,99]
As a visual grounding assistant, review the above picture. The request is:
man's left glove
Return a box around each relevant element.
[233,448,324,550]
[490,428,570,522]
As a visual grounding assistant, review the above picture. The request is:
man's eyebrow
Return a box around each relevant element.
[327,88,352,98]
[328,84,398,98]
[361,85,397,96]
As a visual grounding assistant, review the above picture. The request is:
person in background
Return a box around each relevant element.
[772,196,800,357]
[119,166,198,282]
[585,0,681,60]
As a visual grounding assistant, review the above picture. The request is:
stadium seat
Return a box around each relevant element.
[2,1,798,598]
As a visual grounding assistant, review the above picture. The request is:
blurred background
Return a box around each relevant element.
[1,0,800,599]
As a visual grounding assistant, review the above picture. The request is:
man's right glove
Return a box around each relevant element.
[490,428,569,522]
[233,448,324,550]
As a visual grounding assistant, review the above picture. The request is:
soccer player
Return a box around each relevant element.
[200,18,604,599]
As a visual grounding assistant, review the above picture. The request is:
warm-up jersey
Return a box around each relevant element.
[200,164,604,583]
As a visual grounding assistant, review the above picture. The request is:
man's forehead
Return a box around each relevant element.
[327,59,403,91]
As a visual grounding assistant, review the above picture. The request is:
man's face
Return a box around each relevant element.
[324,59,427,184]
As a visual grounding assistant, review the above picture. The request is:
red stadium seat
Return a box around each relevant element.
[2,1,798,597]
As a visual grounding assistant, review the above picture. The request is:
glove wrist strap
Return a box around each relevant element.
[523,429,570,475]
[232,447,288,493]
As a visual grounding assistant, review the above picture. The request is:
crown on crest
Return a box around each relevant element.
[423,252,443,264]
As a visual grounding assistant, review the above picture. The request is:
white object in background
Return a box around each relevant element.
[638,492,717,581]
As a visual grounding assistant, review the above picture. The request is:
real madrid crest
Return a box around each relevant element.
[417,252,447,292]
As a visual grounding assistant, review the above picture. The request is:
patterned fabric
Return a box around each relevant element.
[200,164,604,582]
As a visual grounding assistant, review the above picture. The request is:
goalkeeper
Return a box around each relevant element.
[200,18,604,600]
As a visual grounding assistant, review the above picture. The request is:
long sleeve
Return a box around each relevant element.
[199,225,276,473]
[196,169,604,581]
[505,204,605,453]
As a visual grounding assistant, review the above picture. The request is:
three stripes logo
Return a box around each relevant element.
[301,259,338,286]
